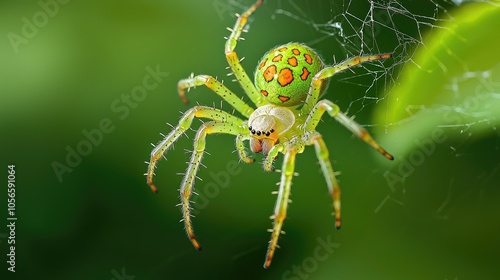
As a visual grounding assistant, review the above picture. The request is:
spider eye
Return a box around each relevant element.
[251,129,256,134]
[256,131,261,136]
[249,126,252,131]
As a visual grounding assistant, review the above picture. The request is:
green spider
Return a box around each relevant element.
[146,0,394,268]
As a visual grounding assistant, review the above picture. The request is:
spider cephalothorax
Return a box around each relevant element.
[146,0,393,268]
[248,104,295,155]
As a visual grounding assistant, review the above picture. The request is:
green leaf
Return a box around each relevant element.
[373,3,500,158]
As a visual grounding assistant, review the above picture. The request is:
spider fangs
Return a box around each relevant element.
[146,0,394,269]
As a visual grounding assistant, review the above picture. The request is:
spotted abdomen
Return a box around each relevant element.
[254,43,325,107]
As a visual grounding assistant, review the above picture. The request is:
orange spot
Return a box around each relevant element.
[261,90,268,96]
[263,65,276,82]
[292,48,300,55]
[304,53,313,64]
[272,54,283,62]
[258,58,267,70]
[278,68,294,87]
[381,53,391,59]
[278,95,290,102]
[300,67,310,80]
[287,57,298,67]
[278,46,288,52]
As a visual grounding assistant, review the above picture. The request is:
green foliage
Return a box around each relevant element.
[374,3,500,157]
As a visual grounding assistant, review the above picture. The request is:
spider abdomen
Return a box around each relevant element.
[254,43,325,107]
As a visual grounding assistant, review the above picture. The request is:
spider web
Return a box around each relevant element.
[268,0,499,136]
[271,0,454,117]
[261,0,500,217]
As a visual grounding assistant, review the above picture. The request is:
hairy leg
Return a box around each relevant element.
[146,106,246,192]
[304,99,394,160]
[264,148,297,268]
[179,121,250,250]
[310,133,341,229]
[225,0,267,107]
[300,53,391,116]
[178,74,254,118]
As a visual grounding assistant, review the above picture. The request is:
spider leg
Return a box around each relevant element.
[264,148,297,269]
[225,0,267,107]
[178,74,254,118]
[300,53,391,116]
[310,133,342,229]
[304,99,394,160]
[146,106,246,193]
[179,120,249,251]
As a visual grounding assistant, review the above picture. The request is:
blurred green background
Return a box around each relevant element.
[1,0,499,279]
